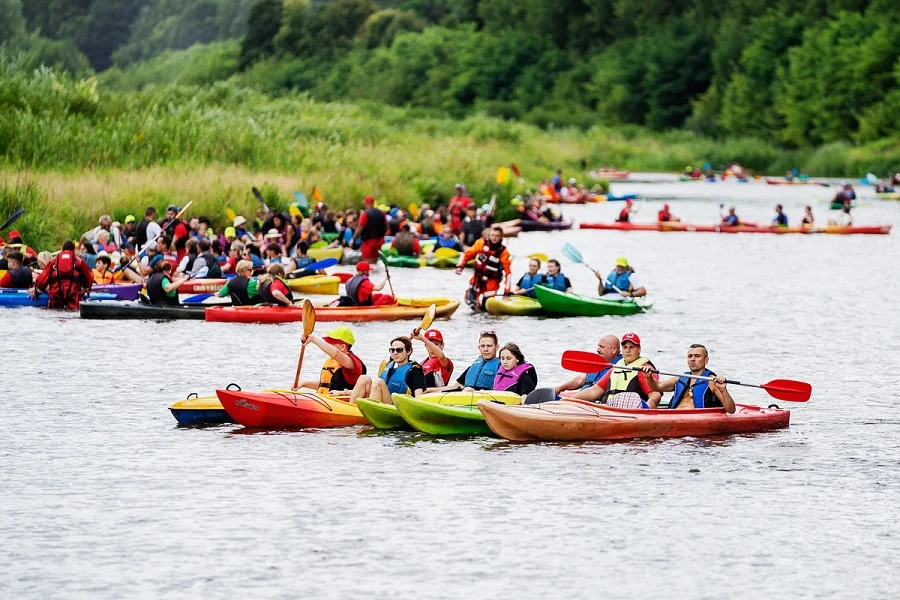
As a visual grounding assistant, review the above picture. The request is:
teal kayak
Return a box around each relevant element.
[534,285,652,317]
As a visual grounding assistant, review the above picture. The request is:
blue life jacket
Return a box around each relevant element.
[463,357,500,390]
[670,369,718,409]
[604,269,632,293]
[341,228,361,249]
[542,273,568,292]
[380,361,413,394]
[518,273,543,290]
[435,236,459,249]
[581,354,622,390]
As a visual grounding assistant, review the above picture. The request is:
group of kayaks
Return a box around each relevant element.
[484,286,653,317]
[0,281,141,307]
[169,386,790,442]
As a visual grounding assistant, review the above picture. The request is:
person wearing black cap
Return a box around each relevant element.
[571,332,661,408]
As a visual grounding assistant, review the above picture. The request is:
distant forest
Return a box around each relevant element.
[2,0,899,146]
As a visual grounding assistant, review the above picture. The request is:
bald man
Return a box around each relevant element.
[556,334,622,395]
[523,335,622,404]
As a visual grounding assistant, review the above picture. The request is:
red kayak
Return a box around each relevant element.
[580,222,891,235]
[477,399,790,442]
[765,177,822,186]
[216,389,367,428]
[205,300,460,323]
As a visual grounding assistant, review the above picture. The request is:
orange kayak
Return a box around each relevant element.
[205,300,460,323]
[216,389,367,428]
[477,399,790,441]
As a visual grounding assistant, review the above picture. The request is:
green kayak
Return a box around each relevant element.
[534,285,652,317]
[425,255,458,269]
[391,391,523,436]
[356,398,410,430]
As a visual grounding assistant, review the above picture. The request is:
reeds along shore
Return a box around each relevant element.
[2,60,897,249]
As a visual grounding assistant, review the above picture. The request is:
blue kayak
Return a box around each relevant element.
[0,289,117,307]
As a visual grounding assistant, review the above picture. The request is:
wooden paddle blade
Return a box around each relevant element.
[561,350,611,373]
[420,304,436,331]
[301,299,316,335]
[761,379,811,402]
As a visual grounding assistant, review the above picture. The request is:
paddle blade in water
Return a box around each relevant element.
[561,350,611,373]
[561,243,583,264]
[760,379,811,402]
[302,299,316,336]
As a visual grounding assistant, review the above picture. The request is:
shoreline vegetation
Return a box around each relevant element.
[1,59,898,250]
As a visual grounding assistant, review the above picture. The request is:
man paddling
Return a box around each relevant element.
[337,261,394,306]
[595,257,646,300]
[640,344,735,413]
[298,326,367,395]
[571,333,661,408]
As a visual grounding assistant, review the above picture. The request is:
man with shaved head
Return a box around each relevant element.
[641,344,735,413]
[523,335,622,404]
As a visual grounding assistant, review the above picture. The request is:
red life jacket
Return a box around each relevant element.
[55,251,77,280]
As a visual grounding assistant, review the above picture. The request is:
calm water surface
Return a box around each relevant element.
[3,182,899,598]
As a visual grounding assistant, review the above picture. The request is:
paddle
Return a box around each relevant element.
[225,207,237,222]
[511,163,525,185]
[411,304,436,337]
[0,207,25,232]
[866,173,878,186]
[287,257,339,277]
[496,166,510,185]
[288,204,302,218]
[561,350,811,402]
[528,253,548,262]
[408,202,420,219]
[115,201,193,274]
[290,299,317,389]
[252,186,270,214]
[561,242,632,301]
[378,250,395,296]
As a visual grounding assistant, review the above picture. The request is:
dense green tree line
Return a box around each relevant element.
[1,0,899,147]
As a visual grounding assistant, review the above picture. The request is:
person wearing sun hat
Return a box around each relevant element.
[232,216,252,243]
[595,256,646,300]
[571,332,661,408]
[410,327,454,391]
[298,325,368,395]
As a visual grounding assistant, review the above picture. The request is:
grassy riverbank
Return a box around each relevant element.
[2,62,897,250]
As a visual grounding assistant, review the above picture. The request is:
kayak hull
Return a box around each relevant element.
[92,282,143,301]
[80,300,206,320]
[478,399,791,441]
[484,295,544,316]
[205,300,460,323]
[285,275,341,295]
[518,218,574,232]
[308,247,343,262]
[356,398,411,430]
[392,391,523,436]
[533,286,647,316]
[0,291,117,308]
[216,389,367,428]
[580,222,891,235]
[169,395,232,425]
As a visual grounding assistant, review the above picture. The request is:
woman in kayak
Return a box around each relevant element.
[801,206,814,226]
[146,260,188,306]
[216,260,261,305]
[512,258,544,298]
[493,343,538,396]
[411,328,454,391]
[436,331,501,392]
[541,259,572,293]
[300,326,367,395]
[257,263,293,306]
[348,336,426,404]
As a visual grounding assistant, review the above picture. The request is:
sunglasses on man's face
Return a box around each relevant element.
[389,347,406,354]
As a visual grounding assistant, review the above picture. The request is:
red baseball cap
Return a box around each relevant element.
[424,329,443,342]
[356,261,370,272]
[364,195,375,206]
[621,332,641,346]
[7,230,21,240]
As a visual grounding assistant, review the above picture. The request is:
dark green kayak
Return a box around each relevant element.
[534,285,652,317]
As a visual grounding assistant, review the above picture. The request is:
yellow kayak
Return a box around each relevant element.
[395,296,451,307]
[286,275,340,295]
[308,247,343,262]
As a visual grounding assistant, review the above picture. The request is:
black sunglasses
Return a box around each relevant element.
[389,347,406,354]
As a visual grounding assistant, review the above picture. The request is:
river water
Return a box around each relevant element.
[2,181,899,598]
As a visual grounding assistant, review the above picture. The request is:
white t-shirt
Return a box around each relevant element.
[144,222,162,249]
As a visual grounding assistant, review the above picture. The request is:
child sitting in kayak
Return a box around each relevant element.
[493,343,538,396]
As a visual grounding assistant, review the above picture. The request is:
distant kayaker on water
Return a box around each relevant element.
[721,207,740,226]
[352,196,387,266]
[216,260,261,305]
[257,263,293,306]
[512,258,544,298]
[145,260,187,306]
[640,344,735,413]
[801,206,814,226]
[337,261,394,306]
[299,326,367,395]
[411,328,454,392]
[448,184,473,235]
[571,332,661,408]
[541,259,573,293]
[349,336,426,405]
[772,204,788,227]
[657,204,679,222]
[595,257,646,300]
[616,199,634,222]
